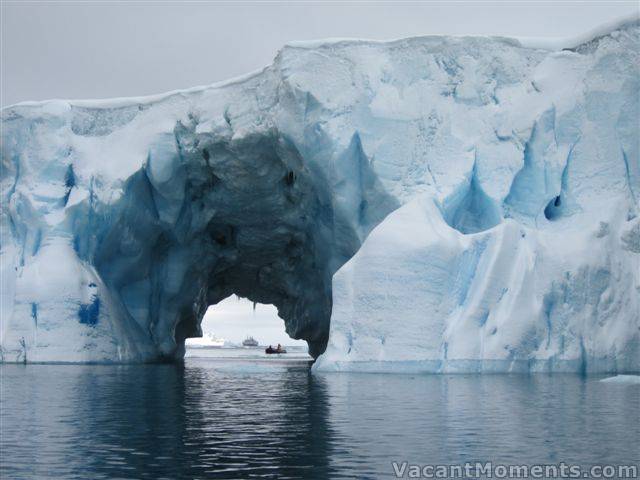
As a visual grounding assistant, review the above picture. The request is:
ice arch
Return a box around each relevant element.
[91,131,355,358]
[0,120,397,362]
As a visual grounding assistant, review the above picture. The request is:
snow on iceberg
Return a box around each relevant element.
[1,18,638,370]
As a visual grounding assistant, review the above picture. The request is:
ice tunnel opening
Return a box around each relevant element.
[186,295,307,350]
[77,127,396,362]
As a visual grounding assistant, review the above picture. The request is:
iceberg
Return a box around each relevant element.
[185,333,226,348]
[599,375,640,384]
[1,18,638,371]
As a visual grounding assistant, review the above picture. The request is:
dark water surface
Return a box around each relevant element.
[1,354,638,479]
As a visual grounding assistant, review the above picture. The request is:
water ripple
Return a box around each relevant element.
[1,358,638,479]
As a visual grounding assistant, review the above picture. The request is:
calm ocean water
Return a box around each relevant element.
[1,348,638,479]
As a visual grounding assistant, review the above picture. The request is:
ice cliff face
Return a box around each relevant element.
[1,20,638,370]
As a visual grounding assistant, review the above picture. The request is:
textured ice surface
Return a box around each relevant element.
[1,18,638,369]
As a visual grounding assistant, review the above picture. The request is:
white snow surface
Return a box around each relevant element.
[1,18,638,370]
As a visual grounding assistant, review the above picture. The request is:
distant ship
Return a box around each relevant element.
[186,333,226,348]
[242,336,259,347]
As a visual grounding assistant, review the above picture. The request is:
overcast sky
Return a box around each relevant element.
[200,295,305,346]
[2,1,637,344]
[2,1,638,107]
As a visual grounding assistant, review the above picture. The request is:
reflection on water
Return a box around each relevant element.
[1,357,638,479]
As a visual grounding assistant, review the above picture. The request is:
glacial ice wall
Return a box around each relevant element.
[1,19,638,369]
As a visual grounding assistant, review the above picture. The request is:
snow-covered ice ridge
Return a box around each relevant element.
[1,19,638,370]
